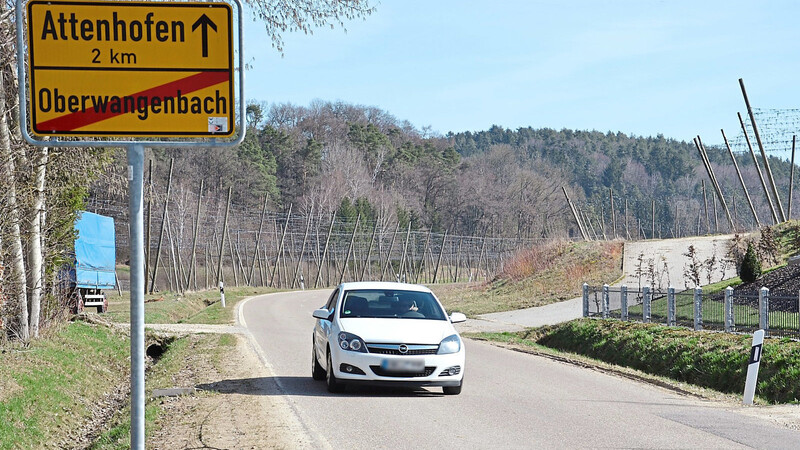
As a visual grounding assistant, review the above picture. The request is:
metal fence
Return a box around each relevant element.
[584,284,800,338]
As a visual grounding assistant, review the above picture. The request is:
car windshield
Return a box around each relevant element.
[339,289,447,320]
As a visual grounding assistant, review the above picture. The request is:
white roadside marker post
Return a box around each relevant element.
[220,281,226,308]
[743,329,765,405]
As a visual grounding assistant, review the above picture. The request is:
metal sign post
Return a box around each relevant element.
[127,144,146,447]
[15,1,246,447]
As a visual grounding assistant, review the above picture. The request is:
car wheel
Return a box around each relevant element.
[312,344,326,381]
[443,380,462,395]
[326,350,345,393]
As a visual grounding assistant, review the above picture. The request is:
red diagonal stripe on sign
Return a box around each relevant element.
[36,71,230,132]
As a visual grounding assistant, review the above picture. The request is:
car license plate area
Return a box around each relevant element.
[381,358,425,373]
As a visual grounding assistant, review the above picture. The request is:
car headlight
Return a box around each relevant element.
[337,332,368,353]
[437,334,461,354]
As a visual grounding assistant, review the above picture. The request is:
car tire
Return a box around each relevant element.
[443,380,462,395]
[326,350,345,393]
[312,344,326,381]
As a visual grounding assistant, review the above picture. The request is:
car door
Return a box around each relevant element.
[315,288,339,367]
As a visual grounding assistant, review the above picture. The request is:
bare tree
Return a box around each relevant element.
[247,0,375,54]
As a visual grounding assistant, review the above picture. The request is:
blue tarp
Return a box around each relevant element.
[74,211,116,289]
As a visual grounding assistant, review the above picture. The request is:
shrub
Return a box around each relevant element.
[740,242,762,283]
[529,319,800,403]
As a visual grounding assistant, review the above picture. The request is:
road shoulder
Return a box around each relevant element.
[148,331,313,449]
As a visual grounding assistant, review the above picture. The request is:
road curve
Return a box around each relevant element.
[242,290,800,449]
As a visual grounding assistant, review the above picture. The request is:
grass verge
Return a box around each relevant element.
[0,322,129,449]
[432,241,622,316]
[105,286,278,324]
[472,319,800,404]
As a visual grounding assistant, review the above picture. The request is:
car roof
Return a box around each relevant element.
[338,281,433,293]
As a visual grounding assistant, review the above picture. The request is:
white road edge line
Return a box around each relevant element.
[237,291,333,450]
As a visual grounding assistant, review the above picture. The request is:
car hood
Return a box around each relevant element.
[339,318,455,345]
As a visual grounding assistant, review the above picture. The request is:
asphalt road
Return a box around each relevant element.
[242,290,800,449]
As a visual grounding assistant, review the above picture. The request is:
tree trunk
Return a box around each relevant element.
[0,69,29,341]
[27,147,49,338]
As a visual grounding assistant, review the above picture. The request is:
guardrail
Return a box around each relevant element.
[583,283,800,337]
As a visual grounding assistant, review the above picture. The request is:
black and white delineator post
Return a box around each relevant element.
[743,329,765,405]
[219,281,226,308]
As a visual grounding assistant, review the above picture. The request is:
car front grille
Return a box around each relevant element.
[366,344,438,355]
[369,366,436,378]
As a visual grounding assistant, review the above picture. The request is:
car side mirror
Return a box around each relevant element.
[450,312,467,323]
[312,308,331,320]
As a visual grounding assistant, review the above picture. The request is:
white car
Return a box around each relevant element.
[312,281,466,395]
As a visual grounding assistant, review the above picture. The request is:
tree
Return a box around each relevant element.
[740,243,762,283]
[247,0,375,54]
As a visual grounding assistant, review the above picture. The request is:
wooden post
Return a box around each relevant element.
[790,135,797,220]
[248,195,270,285]
[712,193,719,233]
[270,204,292,287]
[254,242,263,286]
[144,159,153,293]
[702,179,710,234]
[415,230,432,283]
[453,238,463,283]
[398,222,412,281]
[722,129,760,227]
[165,212,181,294]
[582,208,598,241]
[696,136,736,232]
[432,231,447,284]
[272,218,282,287]
[281,225,291,288]
[740,78,786,222]
[562,186,588,241]
[610,188,616,239]
[186,179,203,291]
[600,204,608,240]
[474,233,487,282]
[380,222,401,281]
[339,214,360,284]
[204,242,210,289]
[360,219,379,281]
[227,226,239,287]
[739,111,778,224]
[314,212,336,289]
[313,216,322,279]
[215,187,232,286]
[292,210,313,289]
[651,200,655,239]
[149,158,173,294]
[625,199,630,240]
[237,231,250,285]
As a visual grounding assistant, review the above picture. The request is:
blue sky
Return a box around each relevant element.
[243,0,800,145]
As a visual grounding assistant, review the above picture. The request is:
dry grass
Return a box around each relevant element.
[432,240,622,316]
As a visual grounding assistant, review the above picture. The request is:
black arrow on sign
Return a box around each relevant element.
[192,14,217,58]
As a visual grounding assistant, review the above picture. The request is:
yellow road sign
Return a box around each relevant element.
[27,0,234,137]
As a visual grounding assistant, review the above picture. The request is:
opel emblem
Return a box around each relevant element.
[398,344,408,354]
